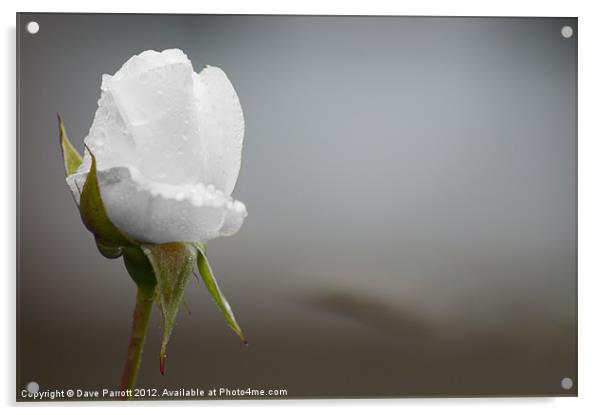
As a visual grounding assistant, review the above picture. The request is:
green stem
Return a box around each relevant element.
[120,283,155,398]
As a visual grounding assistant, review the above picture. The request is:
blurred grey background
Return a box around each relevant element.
[17,14,577,398]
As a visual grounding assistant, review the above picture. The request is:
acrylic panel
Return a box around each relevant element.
[16,13,577,400]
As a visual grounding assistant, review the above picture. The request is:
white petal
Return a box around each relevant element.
[69,49,247,243]
[102,49,205,185]
[219,200,248,236]
[66,167,247,244]
[194,65,245,196]
[74,87,135,177]
[84,49,245,194]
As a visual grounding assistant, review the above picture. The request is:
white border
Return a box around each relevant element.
[3,1,601,414]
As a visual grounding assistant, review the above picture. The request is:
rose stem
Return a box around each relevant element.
[119,283,155,397]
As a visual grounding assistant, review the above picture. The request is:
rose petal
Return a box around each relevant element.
[104,49,203,185]
[69,49,247,243]
[66,166,247,244]
[194,65,245,196]
[80,49,245,194]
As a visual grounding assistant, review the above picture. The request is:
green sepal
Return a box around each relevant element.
[58,117,135,249]
[123,246,157,288]
[79,149,136,248]
[142,242,196,374]
[57,114,83,176]
[192,242,246,344]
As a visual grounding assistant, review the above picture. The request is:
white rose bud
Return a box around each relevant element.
[66,48,247,244]
[58,49,248,391]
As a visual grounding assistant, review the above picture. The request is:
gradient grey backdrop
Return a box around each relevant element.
[17,14,577,399]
